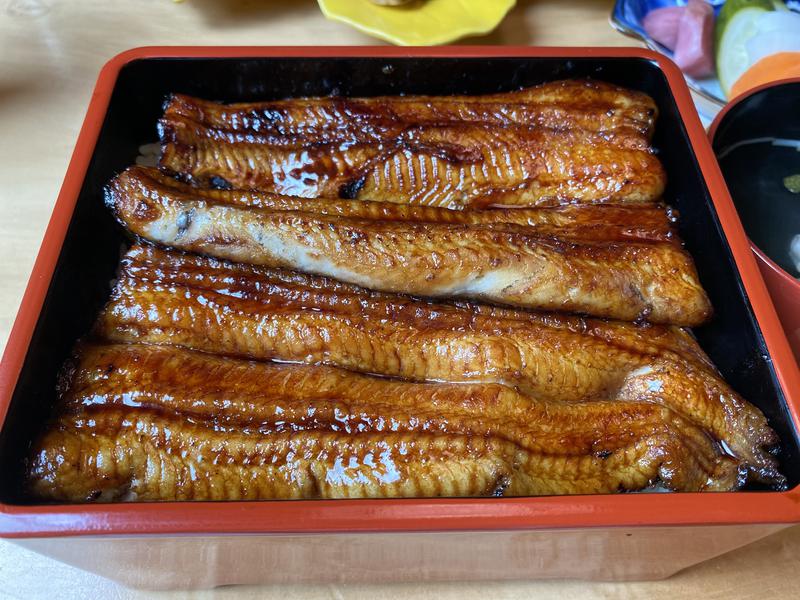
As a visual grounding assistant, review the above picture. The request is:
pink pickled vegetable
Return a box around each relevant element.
[643,5,684,51]
[673,0,715,78]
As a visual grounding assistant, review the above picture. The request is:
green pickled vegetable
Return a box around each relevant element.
[784,174,800,194]
[715,0,776,96]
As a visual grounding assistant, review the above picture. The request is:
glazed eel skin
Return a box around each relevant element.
[107,166,710,325]
[164,79,658,141]
[91,245,782,486]
[158,97,665,208]
[28,343,741,502]
[158,81,663,208]
[116,166,679,243]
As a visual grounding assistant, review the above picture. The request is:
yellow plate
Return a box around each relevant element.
[318,0,516,46]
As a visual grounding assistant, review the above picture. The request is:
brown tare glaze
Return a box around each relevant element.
[164,79,658,143]
[106,168,707,325]
[89,246,782,486]
[157,115,666,209]
[28,343,741,502]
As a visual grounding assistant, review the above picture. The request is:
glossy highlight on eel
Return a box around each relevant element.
[107,166,711,325]
[24,78,787,502]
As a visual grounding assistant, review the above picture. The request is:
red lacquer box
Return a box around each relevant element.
[1,47,799,589]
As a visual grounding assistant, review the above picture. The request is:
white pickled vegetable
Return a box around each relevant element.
[745,11,800,63]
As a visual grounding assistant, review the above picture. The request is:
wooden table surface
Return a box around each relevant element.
[1,1,798,597]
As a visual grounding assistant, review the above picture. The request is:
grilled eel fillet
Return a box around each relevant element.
[27,343,741,502]
[158,115,666,208]
[107,167,710,325]
[117,166,679,243]
[94,245,783,486]
[164,79,658,141]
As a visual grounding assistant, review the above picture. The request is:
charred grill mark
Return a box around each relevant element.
[339,176,366,199]
[492,475,511,497]
[210,176,232,190]
[175,208,194,238]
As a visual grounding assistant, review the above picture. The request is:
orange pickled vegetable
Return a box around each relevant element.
[729,52,800,99]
